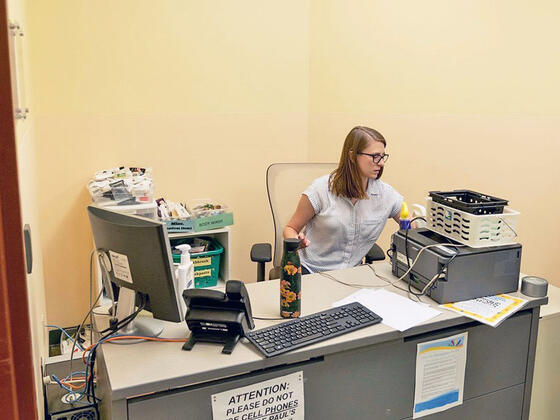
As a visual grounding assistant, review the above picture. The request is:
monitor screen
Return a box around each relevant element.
[87,205,183,325]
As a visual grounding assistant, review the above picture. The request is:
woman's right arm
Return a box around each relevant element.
[283,195,315,248]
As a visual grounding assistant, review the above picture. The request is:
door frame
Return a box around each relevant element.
[0,0,39,418]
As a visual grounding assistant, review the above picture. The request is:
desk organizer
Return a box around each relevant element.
[426,197,519,248]
[171,238,223,288]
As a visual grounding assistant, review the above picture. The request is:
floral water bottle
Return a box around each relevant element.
[280,238,302,318]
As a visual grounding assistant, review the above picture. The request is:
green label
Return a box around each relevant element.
[193,257,212,267]
[195,268,212,278]
[193,213,234,231]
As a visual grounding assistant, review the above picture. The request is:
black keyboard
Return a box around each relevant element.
[246,302,382,357]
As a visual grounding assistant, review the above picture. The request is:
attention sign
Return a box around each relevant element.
[211,371,304,420]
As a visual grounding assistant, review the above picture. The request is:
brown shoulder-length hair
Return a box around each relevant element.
[329,126,386,200]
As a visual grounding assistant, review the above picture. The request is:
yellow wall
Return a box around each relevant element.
[25,1,558,326]
[27,1,310,326]
[308,1,560,283]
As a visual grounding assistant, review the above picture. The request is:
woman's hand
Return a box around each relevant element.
[283,195,315,249]
[298,232,311,249]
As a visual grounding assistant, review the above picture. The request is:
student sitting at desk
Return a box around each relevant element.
[284,126,403,274]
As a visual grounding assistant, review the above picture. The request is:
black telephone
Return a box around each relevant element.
[182,280,255,354]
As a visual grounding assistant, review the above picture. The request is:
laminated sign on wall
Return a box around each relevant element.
[211,371,304,420]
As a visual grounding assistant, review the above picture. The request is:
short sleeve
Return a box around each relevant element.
[387,185,403,219]
[303,175,328,214]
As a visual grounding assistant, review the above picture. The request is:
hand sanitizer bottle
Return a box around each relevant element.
[175,244,195,315]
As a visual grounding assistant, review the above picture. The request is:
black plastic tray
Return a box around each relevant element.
[429,190,508,215]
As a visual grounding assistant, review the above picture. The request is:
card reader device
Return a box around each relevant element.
[390,228,521,303]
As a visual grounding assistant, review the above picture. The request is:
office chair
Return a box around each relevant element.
[250,163,385,282]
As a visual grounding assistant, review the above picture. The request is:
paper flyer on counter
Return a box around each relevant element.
[413,332,467,418]
[440,294,528,327]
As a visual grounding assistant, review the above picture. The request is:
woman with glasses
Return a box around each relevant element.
[283,126,403,274]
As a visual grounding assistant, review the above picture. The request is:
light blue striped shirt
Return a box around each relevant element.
[300,175,402,273]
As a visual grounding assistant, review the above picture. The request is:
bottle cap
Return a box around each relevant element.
[284,238,300,252]
[175,244,191,264]
[400,201,409,219]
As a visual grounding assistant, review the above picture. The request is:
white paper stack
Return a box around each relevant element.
[333,289,441,331]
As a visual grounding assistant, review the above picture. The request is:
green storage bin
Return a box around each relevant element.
[171,238,223,288]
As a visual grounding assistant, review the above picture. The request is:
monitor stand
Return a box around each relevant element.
[115,287,164,338]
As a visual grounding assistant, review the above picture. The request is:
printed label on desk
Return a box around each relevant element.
[211,371,304,420]
[108,251,133,284]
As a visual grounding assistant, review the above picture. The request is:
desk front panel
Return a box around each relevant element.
[402,383,524,420]
[126,310,531,420]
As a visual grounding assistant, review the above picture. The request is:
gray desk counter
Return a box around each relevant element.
[98,262,547,420]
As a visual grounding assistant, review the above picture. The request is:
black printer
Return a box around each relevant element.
[390,228,521,303]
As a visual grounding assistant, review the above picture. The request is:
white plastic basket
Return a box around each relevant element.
[426,197,519,248]
[99,201,158,220]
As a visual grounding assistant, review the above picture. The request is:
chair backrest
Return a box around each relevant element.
[267,162,337,269]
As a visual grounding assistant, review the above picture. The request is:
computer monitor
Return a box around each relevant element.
[87,205,183,337]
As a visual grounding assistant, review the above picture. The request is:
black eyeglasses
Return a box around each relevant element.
[357,152,389,164]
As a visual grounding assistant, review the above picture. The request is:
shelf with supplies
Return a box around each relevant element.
[168,226,231,288]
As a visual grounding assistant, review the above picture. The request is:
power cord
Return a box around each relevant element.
[319,241,463,303]
[366,264,422,302]
[98,294,147,335]
[379,243,456,288]
[84,294,147,403]
[406,249,459,299]
[319,271,380,289]
[46,325,85,352]
[400,220,467,300]
[404,217,428,270]
[63,249,148,403]
[67,250,103,403]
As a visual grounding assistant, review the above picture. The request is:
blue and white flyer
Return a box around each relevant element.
[413,332,468,418]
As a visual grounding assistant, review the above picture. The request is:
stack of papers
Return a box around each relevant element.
[333,289,441,331]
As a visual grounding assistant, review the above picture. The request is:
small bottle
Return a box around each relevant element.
[176,244,195,316]
[399,201,411,230]
[280,238,302,318]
